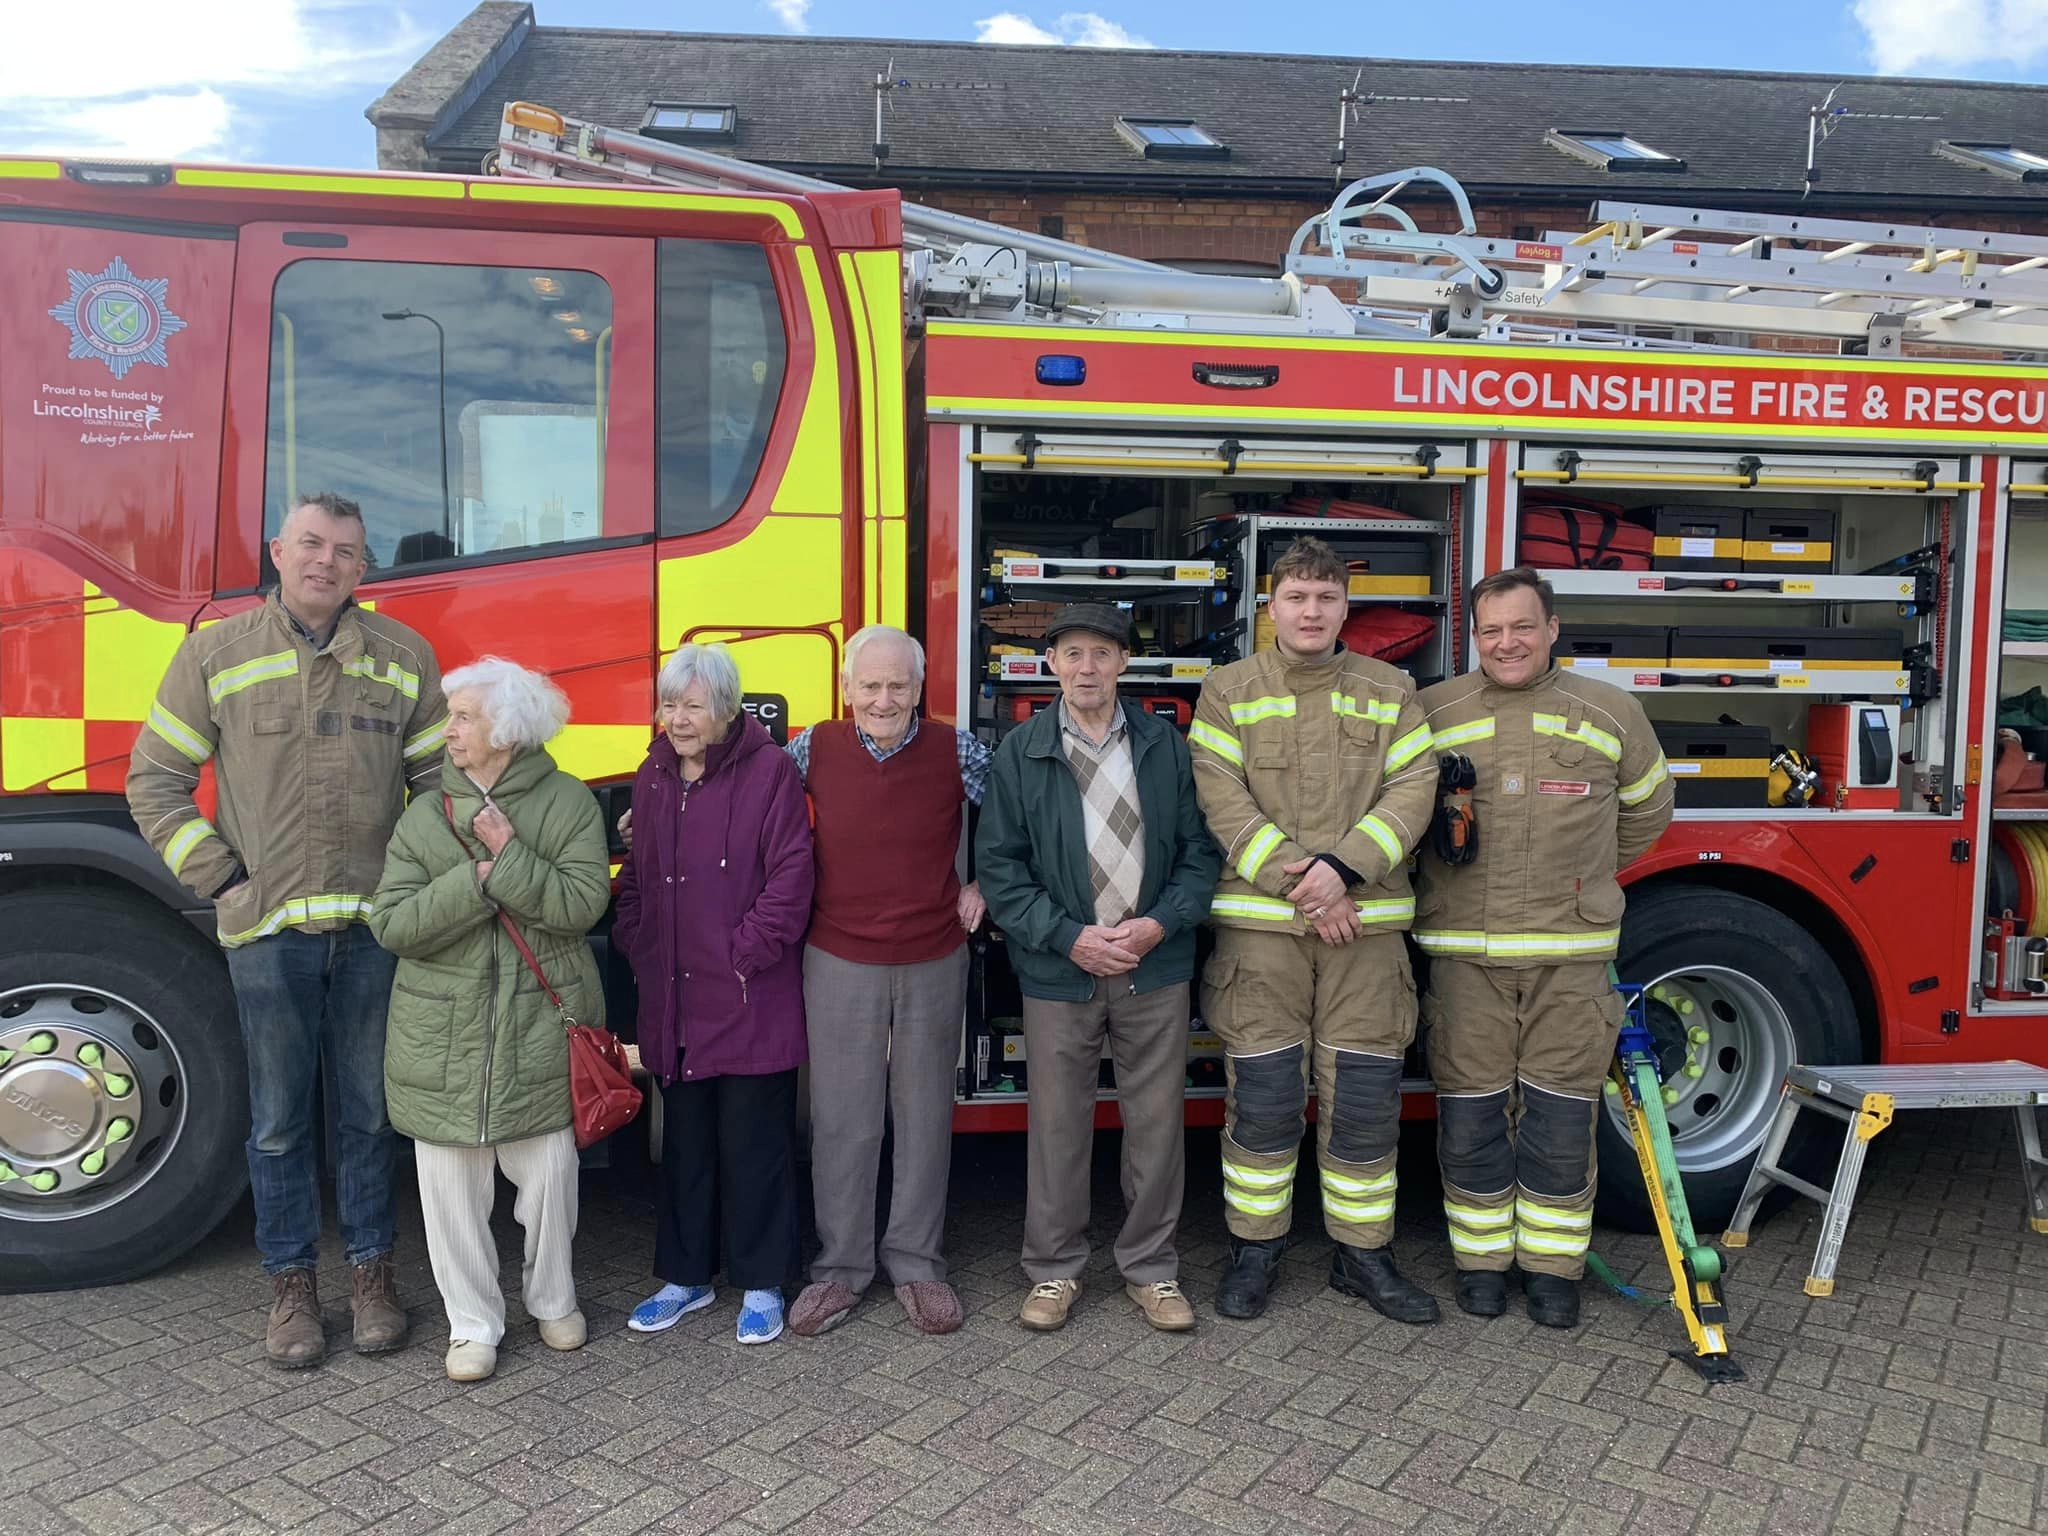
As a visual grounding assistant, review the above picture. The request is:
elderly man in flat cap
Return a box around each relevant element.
[976,604,1220,1333]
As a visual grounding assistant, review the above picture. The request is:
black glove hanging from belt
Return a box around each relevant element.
[1433,753,1478,865]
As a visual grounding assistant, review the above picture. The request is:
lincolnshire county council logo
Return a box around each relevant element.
[49,256,187,380]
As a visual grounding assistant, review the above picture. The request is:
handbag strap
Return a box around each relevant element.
[443,792,573,1025]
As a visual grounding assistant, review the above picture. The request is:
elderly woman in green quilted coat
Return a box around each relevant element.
[368,657,610,1384]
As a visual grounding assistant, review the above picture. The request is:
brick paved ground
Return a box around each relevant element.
[4,1109,2047,1536]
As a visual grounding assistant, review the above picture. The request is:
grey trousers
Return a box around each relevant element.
[1021,978,1189,1286]
[803,944,970,1292]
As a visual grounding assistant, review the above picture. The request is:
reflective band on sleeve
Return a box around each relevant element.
[146,703,212,764]
[163,818,218,876]
[1353,812,1404,867]
[1385,723,1435,771]
[1330,692,1399,724]
[1534,713,1622,762]
[1229,695,1298,725]
[1620,756,1672,805]
[404,718,448,761]
[1211,894,1299,922]
[207,650,300,704]
[342,656,422,700]
[1413,928,1621,959]
[1353,897,1417,925]
[1188,719,1245,765]
[1431,717,1496,749]
[1237,822,1285,882]
[220,894,375,947]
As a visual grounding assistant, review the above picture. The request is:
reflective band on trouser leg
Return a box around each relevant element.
[1221,1039,1307,1241]
[1443,1185,1516,1269]
[1320,1157,1396,1247]
[1515,1192,1593,1277]
[1436,1090,1516,1271]
[1514,1080,1598,1278]
[1221,1142,1298,1239]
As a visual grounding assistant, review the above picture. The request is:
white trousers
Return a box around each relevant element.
[414,1128,580,1346]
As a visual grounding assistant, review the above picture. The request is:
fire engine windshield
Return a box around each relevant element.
[264,260,614,570]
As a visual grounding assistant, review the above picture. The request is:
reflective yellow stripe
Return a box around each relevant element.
[1223,1186,1293,1215]
[1322,1167,1396,1197]
[208,650,299,704]
[1212,894,1298,922]
[404,718,448,761]
[1517,1228,1591,1255]
[342,656,421,700]
[1353,812,1404,867]
[1354,898,1417,925]
[220,894,375,947]
[468,178,806,238]
[1534,713,1622,762]
[1385,723,1434,771]
[1620,756,1672,805]
[1516,1198,1594,1231]
[1230,695,1297,725]
[164,819,217,876]
[0,160,63,180]
[146,703,211,764]
[1330,692,1399,724]
[1222,1159,1297,1191]
[1323,1195,1396,1223]
[1413,928,1621,959]
[1450,1229,1517,1255]
[1237,822,1285,882]
[176,167,466,199]
[1432,717,1496,749]
[774,246,844,515]
[1444,1201,1515,1230]
[1188,720,1245,765]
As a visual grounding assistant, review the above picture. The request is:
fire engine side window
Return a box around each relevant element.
[263,260,615,570]
[657,238,786,537]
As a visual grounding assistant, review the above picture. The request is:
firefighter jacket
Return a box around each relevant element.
[1412,663,1674,966]
[126,594,447,947]
[1191,645,1437,935]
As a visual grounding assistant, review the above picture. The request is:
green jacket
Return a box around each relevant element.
[976,702,1221,1003]
[368,748,611,1146]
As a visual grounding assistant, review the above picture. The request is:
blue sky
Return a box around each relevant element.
[2,1,2044,168]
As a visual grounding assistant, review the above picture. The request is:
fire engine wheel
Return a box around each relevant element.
[0,888,248,1291]
[1598,886,1860,1236]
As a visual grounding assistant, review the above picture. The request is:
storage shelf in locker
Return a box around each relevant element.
[1254,592,1448,606]
[1248,516,1450,538]
[1997,808,2048,822]
[2006,643,2048,660]
[987,555,1227,597]
[1581,668,1914,696]
[986,654,1214,685]
[1543,570,1920,604]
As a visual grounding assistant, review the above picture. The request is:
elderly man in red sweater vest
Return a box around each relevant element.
[785,625,993,1338]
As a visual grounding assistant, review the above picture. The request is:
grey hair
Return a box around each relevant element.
[841,624,925,686]
[657,642,743,723]
[442,657,571,751]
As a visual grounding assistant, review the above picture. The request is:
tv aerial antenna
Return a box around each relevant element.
[1332,68,1470,189]
[1804,84,1941,199]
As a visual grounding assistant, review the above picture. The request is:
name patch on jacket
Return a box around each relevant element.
[350,715,399,736]
[1538,779,1592,797]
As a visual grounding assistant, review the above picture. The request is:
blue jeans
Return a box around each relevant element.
[225,924,399,1275]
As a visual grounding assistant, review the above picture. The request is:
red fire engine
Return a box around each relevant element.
[2,103,2045,1288]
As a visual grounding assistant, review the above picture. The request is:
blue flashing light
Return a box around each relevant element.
[1035,354,1086,386]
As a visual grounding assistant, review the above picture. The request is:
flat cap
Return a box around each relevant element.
[1043,602,1132,648]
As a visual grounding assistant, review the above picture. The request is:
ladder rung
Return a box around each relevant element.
[1757,1165,1834,1204]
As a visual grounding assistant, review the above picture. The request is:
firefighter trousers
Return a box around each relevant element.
[1423,959,1623,1278]
[1201,927,1415,1249]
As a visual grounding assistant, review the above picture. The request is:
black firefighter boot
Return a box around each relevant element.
[1215,1237,1287,1320]
[1522,1270,1582,1329]
[1329,1243,1441,1324]
[1455,1269,1509,1318]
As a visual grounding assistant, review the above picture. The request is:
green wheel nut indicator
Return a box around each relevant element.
[26,1032,57,1055]
[102,1073,133,1099]
[28,1170,58,1192]
[80,1151,106,1177]
[78,1042,103,1067]
[106,1118,134,1145]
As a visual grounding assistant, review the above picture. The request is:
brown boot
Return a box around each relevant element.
[351,1255,409,1355]
[267,1269,326,1370]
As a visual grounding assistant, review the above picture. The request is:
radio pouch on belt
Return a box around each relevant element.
[1433,753,1478,864]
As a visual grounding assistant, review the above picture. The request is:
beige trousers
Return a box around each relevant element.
[414,1128,579,1345]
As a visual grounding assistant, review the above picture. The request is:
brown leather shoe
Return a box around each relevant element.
[267,1269,326,1370]
[1018,1278,1080,1331]
[350,1255,409,1355]
[1125,1280,1195,1332]
[895,1280,964,1336]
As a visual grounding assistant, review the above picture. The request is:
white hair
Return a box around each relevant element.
[841,624,925,686]
[442,657,570,751]
[657,642,743,723]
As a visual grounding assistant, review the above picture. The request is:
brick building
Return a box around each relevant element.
[371,1,2048,272]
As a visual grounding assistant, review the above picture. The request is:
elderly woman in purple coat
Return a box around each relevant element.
[612,643,814,1344]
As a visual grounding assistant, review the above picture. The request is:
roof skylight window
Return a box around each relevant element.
[1937,141,2048,182]
[643,103,736,138]
[1116,117,1228,159]
[1547,129,1686,173]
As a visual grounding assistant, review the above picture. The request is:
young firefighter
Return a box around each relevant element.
[1190,536,1440,1323]
[1414,567,1674,1327]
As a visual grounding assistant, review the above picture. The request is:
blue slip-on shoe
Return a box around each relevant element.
[737,1289,784,1345]
[628,1283,715,1333]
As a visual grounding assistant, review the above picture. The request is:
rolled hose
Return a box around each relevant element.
[1995,824,2048,937]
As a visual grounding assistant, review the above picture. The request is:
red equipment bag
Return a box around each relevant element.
[1340,607,1437,663]
[1518,496,1654,571]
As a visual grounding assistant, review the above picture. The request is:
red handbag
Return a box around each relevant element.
[443,795,642,1148]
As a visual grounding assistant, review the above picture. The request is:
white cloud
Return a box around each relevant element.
[1852,0,2048,76]
[0,0,425,161]
[975,12,1156,47]
[766,0,813,32]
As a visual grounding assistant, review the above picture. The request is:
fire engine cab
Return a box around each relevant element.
[2,103,2045,1289]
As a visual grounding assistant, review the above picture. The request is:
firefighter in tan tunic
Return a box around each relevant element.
[1191,537,1441,1323]
[1414,567,1674,1328]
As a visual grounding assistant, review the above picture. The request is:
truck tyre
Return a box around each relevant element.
[0,888,247,1290]
[1596,885,1861,1236]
